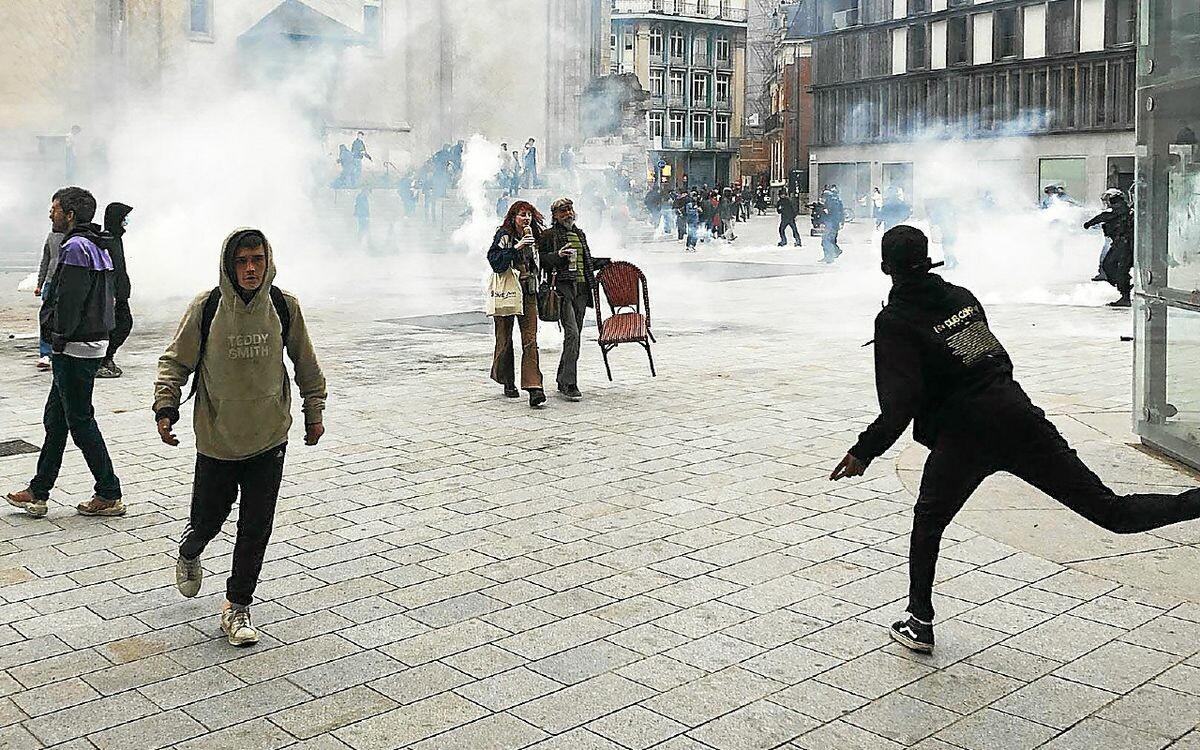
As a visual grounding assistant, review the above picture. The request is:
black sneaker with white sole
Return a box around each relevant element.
[890,615,934,653]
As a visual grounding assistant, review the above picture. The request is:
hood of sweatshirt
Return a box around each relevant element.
[103,202,133,237]
[220,227,277,306]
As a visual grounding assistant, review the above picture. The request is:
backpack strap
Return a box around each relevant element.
[183,286,290,403]
[184,287,222,403]
[270,286,291,347]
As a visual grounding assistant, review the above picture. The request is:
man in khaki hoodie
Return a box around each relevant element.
[154,229,326,646]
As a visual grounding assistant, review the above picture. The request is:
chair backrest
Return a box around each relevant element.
[597,261,644,311]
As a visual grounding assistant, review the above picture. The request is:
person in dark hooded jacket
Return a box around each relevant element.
[1084,189,1133,307]
[830,225,1200,655]
[96,202,133,378]
[7,187,124,519]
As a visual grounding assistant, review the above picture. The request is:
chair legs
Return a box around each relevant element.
[601,345,614,381]
[648,330,657,344]
[642,342,656,377]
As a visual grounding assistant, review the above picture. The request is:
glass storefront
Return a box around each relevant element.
[1133,2,1200,468]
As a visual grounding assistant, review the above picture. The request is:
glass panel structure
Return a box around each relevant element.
[1133,1,1200,468]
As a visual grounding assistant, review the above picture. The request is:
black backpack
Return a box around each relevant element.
[184,286,290,402]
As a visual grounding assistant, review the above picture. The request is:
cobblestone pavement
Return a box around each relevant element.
[1,216,1198,749]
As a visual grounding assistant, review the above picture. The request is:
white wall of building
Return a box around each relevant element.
[1079,0,1106,52]
[931,19,948,69]
[1023,3,1046,58]
[892,27,907,74]
[973,12,994,64]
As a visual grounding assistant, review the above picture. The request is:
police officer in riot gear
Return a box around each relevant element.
[830,225,1200,654]
[1084,188,1134,307]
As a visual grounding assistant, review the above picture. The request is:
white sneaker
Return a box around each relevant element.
[36,356,50,370]
[220,606,259,647]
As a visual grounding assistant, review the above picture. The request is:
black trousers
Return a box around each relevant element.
[105,299,133,360]
[909,393,1200,623]
[779,218,800,244]
[1101,244,1133,299]
[180,444,287,607]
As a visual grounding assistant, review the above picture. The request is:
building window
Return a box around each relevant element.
[994,8,1020,59]
[693,33,709,64]
[669,29,685,58]
[649,111,664,140]
[692,73,709,104]
[907,0,929,15]
[669,112,685,140]
[691,114,709,144]
[715,34,730,62]
[715,73,730,102]
[189,0,212,36]
[650,69,665,97]
[695,0,710,15]
[1106,0,1135,46]
[715,114,730,144]
[669,70,685,98]
[947,15,969,66]
[650,27,664,57]
[907,24,928,71]
[363,3,381,50]
[1047,0,1076,55]
[624,30,635,52]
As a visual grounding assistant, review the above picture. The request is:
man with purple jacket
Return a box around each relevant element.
[6,187,124,518]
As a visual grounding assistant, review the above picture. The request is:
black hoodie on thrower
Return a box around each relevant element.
[849,274,1023,465]
[101,202,133,302]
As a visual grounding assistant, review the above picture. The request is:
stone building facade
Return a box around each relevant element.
[807,0,1137,208]
[610,0,749,187]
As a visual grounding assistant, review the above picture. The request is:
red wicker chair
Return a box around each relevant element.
[593,261,656,380]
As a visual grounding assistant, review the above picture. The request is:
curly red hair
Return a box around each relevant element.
[500,200,545,239]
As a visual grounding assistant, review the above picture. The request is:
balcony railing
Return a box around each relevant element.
[611,0,749,24]
[764,112,782,131]
[714,98,732,112]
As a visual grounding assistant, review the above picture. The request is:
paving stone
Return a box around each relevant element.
[1039,717,1170,750]
[334,691,489,750]
[643,666,782,727]
[369,662,471,704]
[454,666,563,711]
[87,708,206,750]
[138,664,245,710]
[685,698,817,749]
[899,662,1023,715]
[182,675,310,731]
[935,707,1058,750]
[586,705,688,749]
[772,679,869,722]
[528,640,641,685]
[1121,616,1200,656]
[408,712,549,749]
[511,673,654,734]
[524,727,627,750]
[270,684,398,739]
[991,674,1117,730]
[172,716,297,750]
[843,692,960,745]
[791,719,904,750]
[285,649,407,697]
[1098,683,1200,740]
[10,676,100,716]
[1005,614,1124,662]
[816,649,936,700]
[1052,640,1179,693]
[22,691,159,745]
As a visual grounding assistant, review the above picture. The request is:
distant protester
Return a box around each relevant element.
[776,191,801,247]
[487,200,546,408]
[33,228,65,369]
[7,187,124,519]
[97,202,133,378]
[1084,188,1134,307]
[154,228,327,647]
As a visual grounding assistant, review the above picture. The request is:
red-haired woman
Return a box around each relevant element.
[487,200,546,407]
